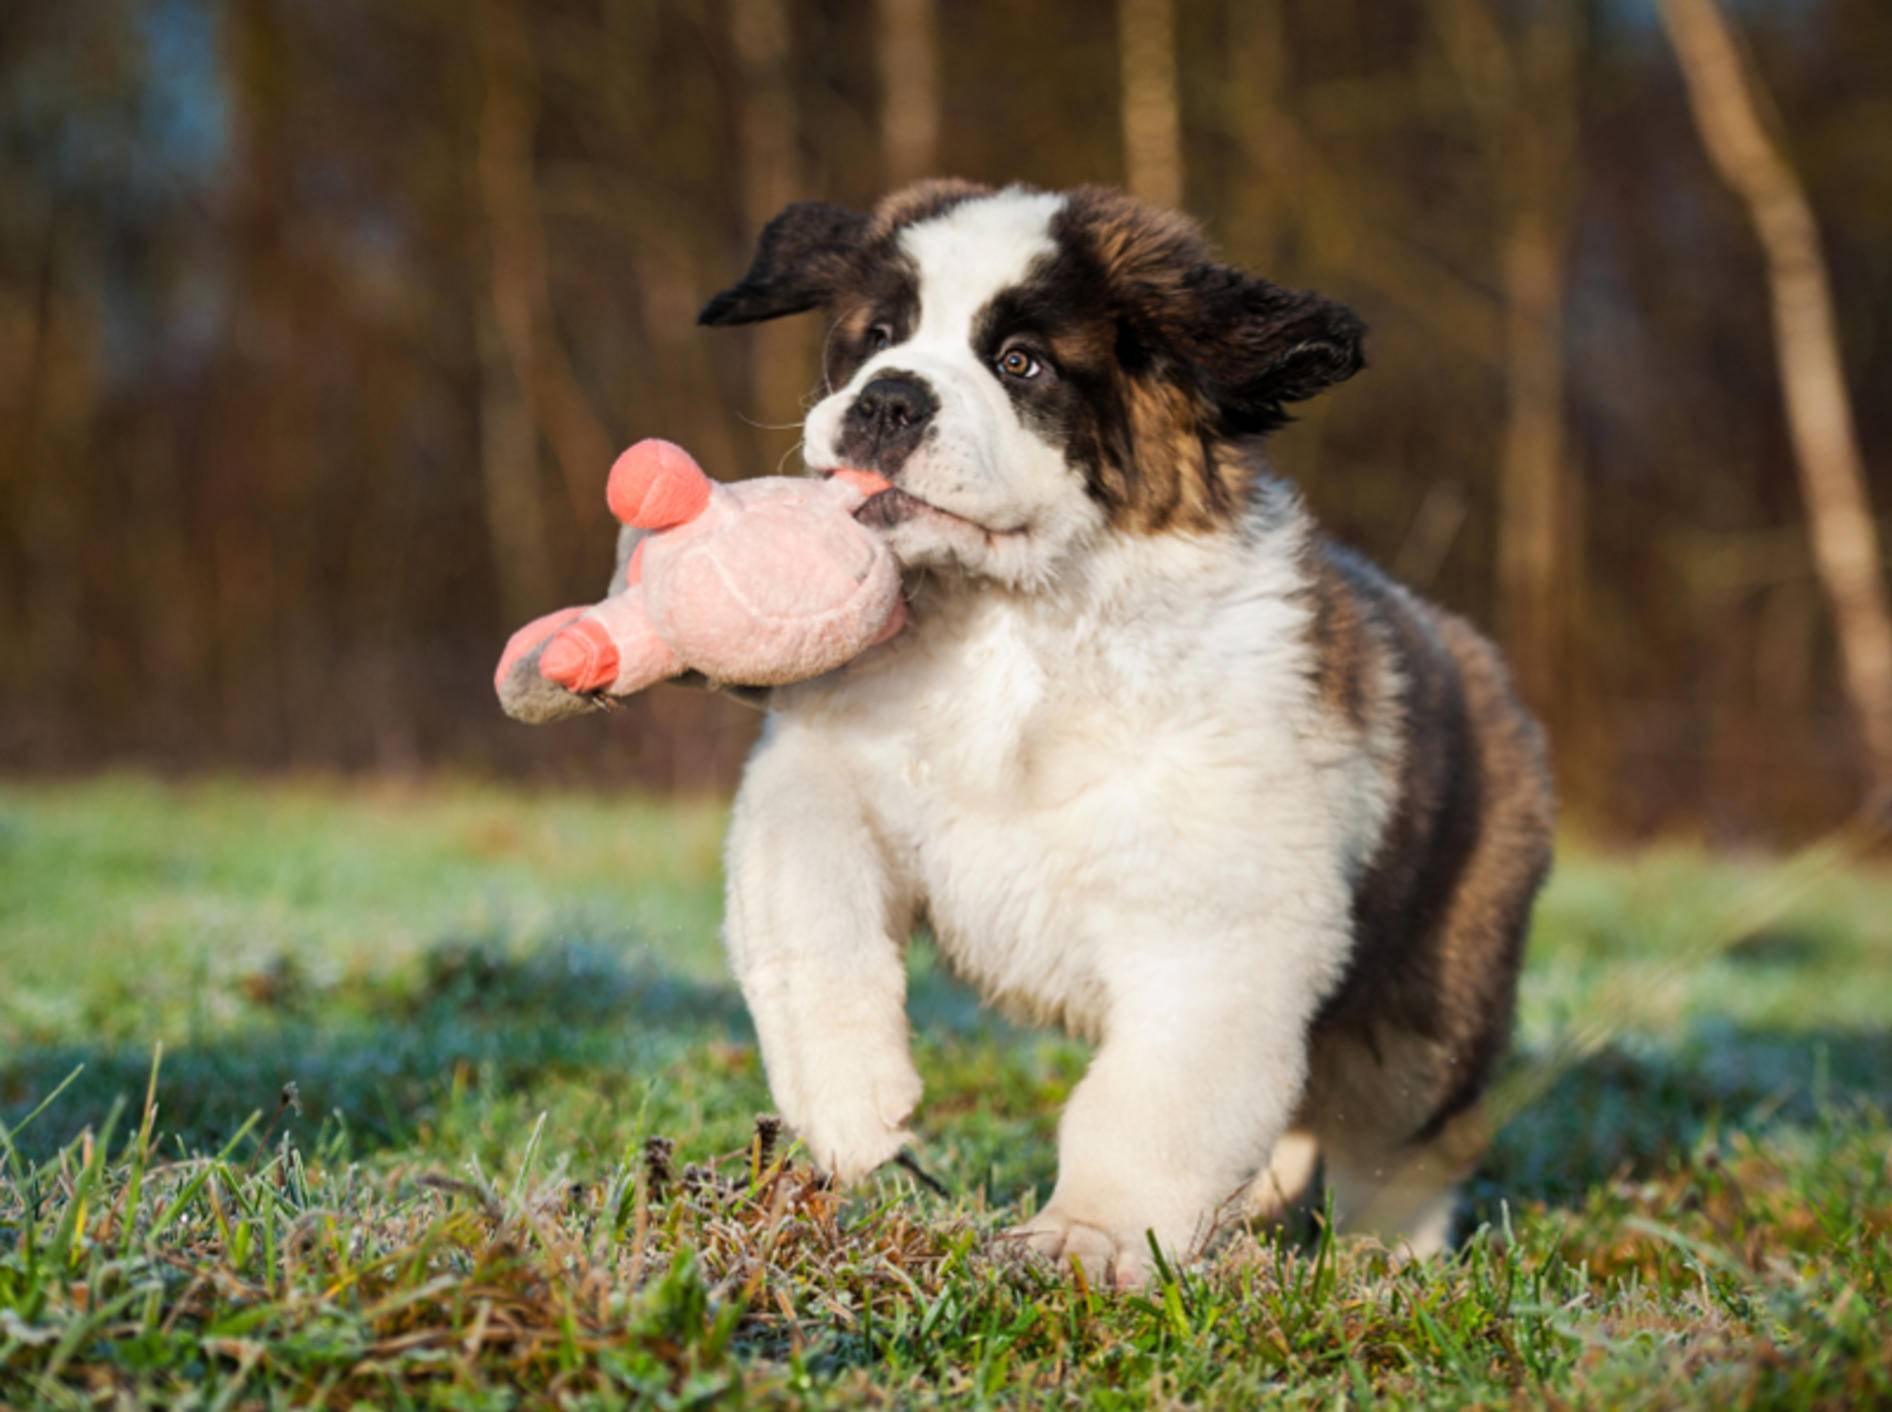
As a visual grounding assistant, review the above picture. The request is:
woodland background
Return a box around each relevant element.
[4,0,1890,840]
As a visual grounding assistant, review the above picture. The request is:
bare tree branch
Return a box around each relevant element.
[1660,0,1892,784]
[1230,89,1507,365]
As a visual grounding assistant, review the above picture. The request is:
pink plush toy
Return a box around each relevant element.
[494,440,905,713]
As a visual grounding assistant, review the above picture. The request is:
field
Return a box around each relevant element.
[2,777,1889,1408]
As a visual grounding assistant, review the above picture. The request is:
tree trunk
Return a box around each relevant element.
[1224,0,1292,271]
[1119,0,1183,209]
[476,306,557,620]
[876,0,941,187]
[476,0,614,528]
[216,0,299,759]
[1494,7,1579,714]
[1660,0,1892,786]
[728,0,809,446]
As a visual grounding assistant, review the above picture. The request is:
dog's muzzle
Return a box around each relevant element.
[839,372,938,475]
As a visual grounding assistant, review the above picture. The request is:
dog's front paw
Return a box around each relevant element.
[799,1108,912,1186]
[1005,1206,1158,1289]
[793,1060,922,1186]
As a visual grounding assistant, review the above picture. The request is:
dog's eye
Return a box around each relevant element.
[996,347,1042,380]
[866,324,893,352]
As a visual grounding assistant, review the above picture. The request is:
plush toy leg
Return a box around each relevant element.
[607,439,714,530]
[540,593,684,695]
[493,519,703,726]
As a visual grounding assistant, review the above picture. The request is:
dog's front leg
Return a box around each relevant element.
[1011,932,1336,1288]
[723,726,920,1184]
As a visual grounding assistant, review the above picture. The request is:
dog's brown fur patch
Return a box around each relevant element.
[1063,186,1207,296]
[1042,186,1363,535]
[1299,544,1377,729]
[1303,541,1554,1146]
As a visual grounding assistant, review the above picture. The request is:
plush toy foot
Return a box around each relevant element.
[495,605,613,725]
[540,618,620,693]
[496,606,588,693]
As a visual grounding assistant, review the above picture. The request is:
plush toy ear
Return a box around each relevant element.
[1182,274,1365,435]
[698,201,871,326]
[607,439,713,529]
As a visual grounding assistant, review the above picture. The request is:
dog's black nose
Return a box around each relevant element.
[853,376,934,433]
[842,373,938,471]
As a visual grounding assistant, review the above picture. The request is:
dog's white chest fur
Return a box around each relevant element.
[772,528,1359,1039]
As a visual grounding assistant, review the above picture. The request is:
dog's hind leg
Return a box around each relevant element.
[1244,1126,1320,1223]
[1318,1102,1489,1259]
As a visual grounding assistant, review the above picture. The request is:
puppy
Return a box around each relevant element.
[699,180,1554,1286]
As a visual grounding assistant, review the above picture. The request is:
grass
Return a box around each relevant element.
[1,775,1889,1408]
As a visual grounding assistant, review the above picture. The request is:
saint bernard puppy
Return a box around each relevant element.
[697,179,1554,1286]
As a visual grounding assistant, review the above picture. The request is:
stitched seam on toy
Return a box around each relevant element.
[706,553,878,627]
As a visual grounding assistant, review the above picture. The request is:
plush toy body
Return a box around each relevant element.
[494,440,903,717]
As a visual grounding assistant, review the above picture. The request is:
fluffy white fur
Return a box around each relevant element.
[724,190,1420,1286]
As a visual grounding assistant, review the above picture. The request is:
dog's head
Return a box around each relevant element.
[701,181,1364,587]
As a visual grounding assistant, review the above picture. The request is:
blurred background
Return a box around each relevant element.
[3,0,1889,840]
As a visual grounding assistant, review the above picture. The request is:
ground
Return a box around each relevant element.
[0,777,1888,1409]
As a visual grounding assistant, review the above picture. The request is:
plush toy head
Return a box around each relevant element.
[494,440,904,707]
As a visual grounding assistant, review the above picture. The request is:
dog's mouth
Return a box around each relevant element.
[820,468,1024,540]
[852,486,939,530]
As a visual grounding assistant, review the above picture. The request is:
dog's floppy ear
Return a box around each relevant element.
[1190,275,1365,433]
[698,201,870,326]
